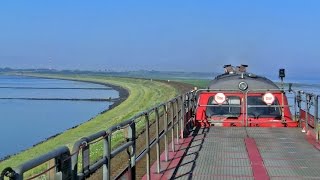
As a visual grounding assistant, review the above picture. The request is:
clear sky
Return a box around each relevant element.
[0,1,319,77]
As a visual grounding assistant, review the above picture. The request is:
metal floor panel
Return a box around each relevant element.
[267,167,320,177]
[173,127,254,179]
[251,128,320,179]
[264,159,320,167]
[258,147,319,153]
[172,127,320,179]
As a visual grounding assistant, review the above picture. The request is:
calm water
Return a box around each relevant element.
[0,75,118,159]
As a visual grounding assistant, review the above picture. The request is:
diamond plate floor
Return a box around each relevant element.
[171,127,320,180]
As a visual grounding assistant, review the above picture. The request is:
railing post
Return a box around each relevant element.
[145,113,151,180]
[294,91,297,121]
[155,108,161,173]
[175,100,179,144]
[56,151,72,180]
[82,140,90,176]
[281,90,285,121]
[315,96,319,141]
[127,121,136,179]
[171,101,175,152]
[297,91,302,127]
[305,94,310,133]
[103,133,112,180]
[180,95,185,138]
[164,104,169,162]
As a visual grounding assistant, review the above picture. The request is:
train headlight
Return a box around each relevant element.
[238,81,248,91]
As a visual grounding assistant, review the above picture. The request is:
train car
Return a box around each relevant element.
[195,64,298,127]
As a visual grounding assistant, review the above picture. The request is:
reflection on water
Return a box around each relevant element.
[0,76,118,159]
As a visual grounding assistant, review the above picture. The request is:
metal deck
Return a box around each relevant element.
[171,127,320,180]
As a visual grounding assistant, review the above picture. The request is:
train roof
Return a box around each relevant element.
[209,67,280,91]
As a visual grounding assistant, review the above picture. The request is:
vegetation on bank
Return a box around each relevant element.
[173,79,211,89]
[0,74,180,173]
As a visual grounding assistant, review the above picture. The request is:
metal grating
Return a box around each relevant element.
[173,127,320,179]
[173,127,254,179]
[267,167,320,177]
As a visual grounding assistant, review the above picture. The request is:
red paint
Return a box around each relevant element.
[195,92,297,128]
[305,132,320,151]
[300,109,315,128]
[244,138,270,180]
[142,137,193,180]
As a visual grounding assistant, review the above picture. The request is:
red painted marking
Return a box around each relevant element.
[244,138,270,180]
[179,174,254,178]
[305,130,320,151]
[142,137,193,180]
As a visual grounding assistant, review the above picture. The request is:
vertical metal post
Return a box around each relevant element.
[180,95,185,138]
[171,101,175,152]
[175,100,179,144]
[315,96,319,141]
[164,104,169,161]
[103,133,112,180]
[155,108,161,173]
[82,143,90,175]
[305,94,309,133]
[294,91,297,121]
[298,91,302,128]
[127,121,136,179]
[245,91,248,127]
[56,151,72,180]
[145,113,151,180]
[281,90,285,120]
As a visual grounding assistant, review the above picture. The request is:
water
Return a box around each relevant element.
[0,75,119,159]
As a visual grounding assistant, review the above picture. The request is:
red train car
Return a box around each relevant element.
[195,65,298,127]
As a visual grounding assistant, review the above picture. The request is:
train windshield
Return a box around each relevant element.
[206,96,241,117]
[247,96,281,118]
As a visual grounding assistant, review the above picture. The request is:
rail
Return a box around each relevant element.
[293,90,319,139]
[1,91,196,180]
[1,87,320,180]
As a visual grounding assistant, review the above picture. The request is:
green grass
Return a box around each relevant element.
[0,74,179,174]
[172,79,211,89]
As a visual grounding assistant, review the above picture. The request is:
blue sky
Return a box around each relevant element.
[0,1,319,77]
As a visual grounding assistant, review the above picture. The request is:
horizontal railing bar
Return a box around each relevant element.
[86,130,107,141]
[88,158,106,175]
[111,141,134,158]
[199,104,241,107]
[14,146,70,174]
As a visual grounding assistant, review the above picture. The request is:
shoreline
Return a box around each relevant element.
[0,75,129,162]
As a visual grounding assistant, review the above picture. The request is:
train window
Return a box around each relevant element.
[247,96,281,118]
[206,96,241,117]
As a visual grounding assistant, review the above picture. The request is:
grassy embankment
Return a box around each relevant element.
[0,74,180,173]
[173,79,211,89]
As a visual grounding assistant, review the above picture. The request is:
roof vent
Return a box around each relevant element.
[223,64,234,74]
[237,64,248,73]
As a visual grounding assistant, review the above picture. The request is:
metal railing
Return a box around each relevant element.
[293,90,319,140]
[2,88,320,180]
[1,91,196,180]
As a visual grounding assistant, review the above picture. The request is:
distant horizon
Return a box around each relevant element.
[1,1,319,78]
[1,66,317,82]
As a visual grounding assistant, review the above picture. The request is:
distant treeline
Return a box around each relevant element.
[0,67,216,80]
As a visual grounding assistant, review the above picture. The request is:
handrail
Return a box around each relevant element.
[1,90,196,180]
[2,87,320,180]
